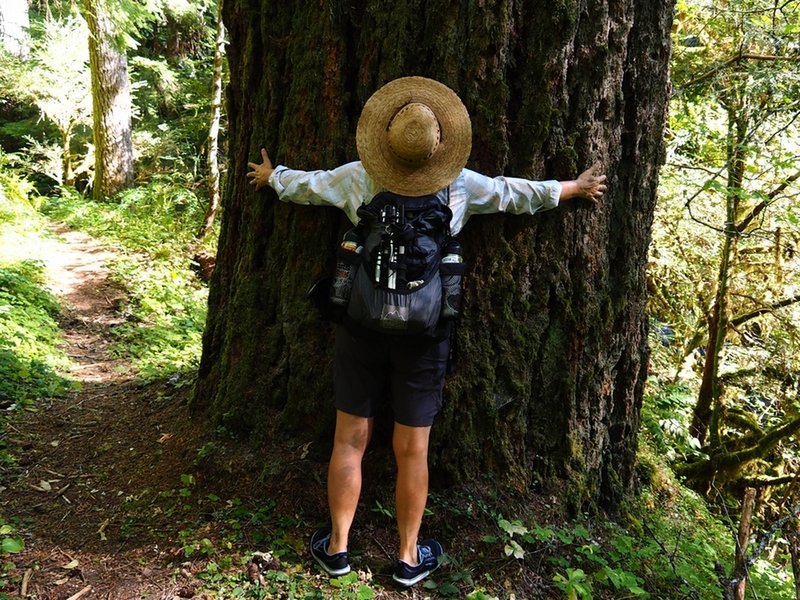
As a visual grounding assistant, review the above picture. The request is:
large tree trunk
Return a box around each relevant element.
[193,0,674,509]
[83,0,134,200]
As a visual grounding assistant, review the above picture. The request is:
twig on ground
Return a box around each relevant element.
[20,568,33,596]
[57,547,78,564]
[65,585,92,600]
[372,534,392,560]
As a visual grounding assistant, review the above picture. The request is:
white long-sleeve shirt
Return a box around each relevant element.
[268,161,561,235]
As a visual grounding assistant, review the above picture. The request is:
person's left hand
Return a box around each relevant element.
[575,163,607,203]
[247,148,274,191]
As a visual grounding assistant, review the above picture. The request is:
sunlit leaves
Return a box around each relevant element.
[651,0,800,484]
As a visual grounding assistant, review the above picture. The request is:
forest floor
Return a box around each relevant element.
[1,224,548,599]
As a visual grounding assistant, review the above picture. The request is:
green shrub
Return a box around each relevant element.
[0,162,73,410]
[0,260,74,409]
[42,183,212,379]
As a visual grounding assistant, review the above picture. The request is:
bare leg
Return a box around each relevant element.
[327,410,373,554]
[393,423,432,564]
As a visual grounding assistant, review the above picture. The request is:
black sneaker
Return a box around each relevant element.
[392,539,443,587]
[310,528,351,577]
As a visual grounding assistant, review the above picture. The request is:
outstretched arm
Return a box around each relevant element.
[246,148,274,190]
[244,148,378,225]
[558,164,607,204]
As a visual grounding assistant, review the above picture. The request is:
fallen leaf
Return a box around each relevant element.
[158,433,174,443]
[62,559,79,569]
[39,480,52,491]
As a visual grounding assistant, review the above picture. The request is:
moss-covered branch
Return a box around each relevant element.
[680,414,800,485]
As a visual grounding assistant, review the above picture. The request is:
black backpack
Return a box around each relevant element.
[322,191,465,338]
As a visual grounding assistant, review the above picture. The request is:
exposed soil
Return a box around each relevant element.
[0,224,552,600]
[1,224,225,599]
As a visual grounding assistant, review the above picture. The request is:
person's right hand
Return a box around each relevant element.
[574,164,607,203]
[247,148,274,190]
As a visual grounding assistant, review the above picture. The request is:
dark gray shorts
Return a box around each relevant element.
[333,326,450,427]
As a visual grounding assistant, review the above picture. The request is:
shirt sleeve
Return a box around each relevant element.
[268,161,378,225]
[461,168,562,220]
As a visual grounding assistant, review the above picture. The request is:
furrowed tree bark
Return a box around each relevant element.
[83,0,134,200]
[193,0,674,509]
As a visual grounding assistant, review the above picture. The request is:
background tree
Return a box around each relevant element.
[0,15,92,186]
[80,0,135,199]
[193,0,674,509]
[647,0,800,594]
[649,0,800,491]
[197,0,225,240]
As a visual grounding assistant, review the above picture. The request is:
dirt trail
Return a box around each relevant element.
[1,223,479,600]
[2,224,211,599]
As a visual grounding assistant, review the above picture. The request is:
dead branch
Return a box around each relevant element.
[66,586,92,600]
[680,53,800,90]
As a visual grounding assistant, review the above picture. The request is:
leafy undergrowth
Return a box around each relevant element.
[1,179,794,598]
[0,164,75,411]
[43,184,211,380]
[0,165,76,575]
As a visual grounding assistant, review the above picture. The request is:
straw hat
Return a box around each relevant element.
[356,76,472,196]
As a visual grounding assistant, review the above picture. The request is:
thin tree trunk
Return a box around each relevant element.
[198,0,225,240]
[83,0,134,200]
[61,127,74,187]
[691,105,747,447]
[732,487,757,600]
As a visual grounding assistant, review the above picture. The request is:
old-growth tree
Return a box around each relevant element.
[194,0,674,509]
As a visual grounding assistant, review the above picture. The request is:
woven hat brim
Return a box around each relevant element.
[356,77,472,196]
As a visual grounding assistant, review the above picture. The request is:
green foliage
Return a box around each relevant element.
[641,380,702,461]
[130,55,217,178]
[0,156,36,221]
[329,572,375,600]
[0,13,93,185]
[0,519,24,592]
[0,165,74,412]
[47,177,209,249]
[42,185,210,379]
[0,522,23,556]
[1,0,223,196]
[0,260,73,405]
[651,0,800,496]
[553,568,592,600]
[474,457,797,600]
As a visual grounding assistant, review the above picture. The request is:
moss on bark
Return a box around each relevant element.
[194,0,675,511]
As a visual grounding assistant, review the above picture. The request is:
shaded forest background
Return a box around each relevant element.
[0,0,799,599]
